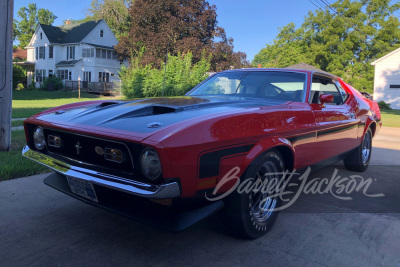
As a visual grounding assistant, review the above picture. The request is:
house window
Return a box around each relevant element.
[57,70,69,80]
[95,48,115,60]
[49,70,53,77]
[69,71,72,80]
[37,46,45,59]
[389,85,400,89]
[35,69,46,82]
[49,46,53,58]
[67,46,75,60]
[100,30,104,37]
[40,32,42,40]
[83,71,91,82]
[82,48,95,57]
[99,72,110,82]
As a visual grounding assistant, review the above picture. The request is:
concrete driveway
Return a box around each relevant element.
[1,127,399,266]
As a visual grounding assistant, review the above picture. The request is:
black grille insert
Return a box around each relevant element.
[43,129,134,174]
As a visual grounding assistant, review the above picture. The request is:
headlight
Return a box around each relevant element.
[140,148,162,181]
[33,127,46,150]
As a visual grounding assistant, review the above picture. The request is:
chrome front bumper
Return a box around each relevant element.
[22,146,181,199]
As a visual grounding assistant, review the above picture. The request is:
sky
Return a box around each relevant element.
[13,0,320,61]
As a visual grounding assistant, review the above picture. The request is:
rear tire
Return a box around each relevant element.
[343,128,372,172]
[223,149,285,239]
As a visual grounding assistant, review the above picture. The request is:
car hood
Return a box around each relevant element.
[29,96,287,141]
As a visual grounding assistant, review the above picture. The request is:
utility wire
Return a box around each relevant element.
[320,0,337,14]
[316,0,370,37]
[312,0,395,58]
[308,0,324,11]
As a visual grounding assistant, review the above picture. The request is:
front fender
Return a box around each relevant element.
[241,137,295,172]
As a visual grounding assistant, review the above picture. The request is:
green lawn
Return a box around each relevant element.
[11,120,24,127]
[0,130,50,181]
[12,90,118,118]
[0,90,120,180]
[381,109,400,128]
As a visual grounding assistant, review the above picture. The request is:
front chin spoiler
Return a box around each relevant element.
[44,172,225,232]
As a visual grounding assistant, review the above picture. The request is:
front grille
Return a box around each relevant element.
[43,128,134,174]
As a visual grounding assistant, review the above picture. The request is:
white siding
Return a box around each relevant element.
[29,26,50,47]
[81,21,118,47]
[373,49,400,109]
[27,48,34,61]
[28,20,122,88]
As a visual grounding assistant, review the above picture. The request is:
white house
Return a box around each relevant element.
[371,47,400,109]
[25,19,122,87]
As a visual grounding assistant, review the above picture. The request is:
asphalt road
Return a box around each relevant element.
[1,127,399,267]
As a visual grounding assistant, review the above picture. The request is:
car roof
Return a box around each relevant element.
[219,68,338,79]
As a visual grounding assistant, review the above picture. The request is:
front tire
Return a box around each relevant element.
[223,149,285,239]
[343,128,372,172]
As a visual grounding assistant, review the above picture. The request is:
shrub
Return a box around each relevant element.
[120,51,211,99]
[40,76,63,91]
[378,100,392,110]
[26,83,36,91]
[12,65,26,90]
[16,83,25,90]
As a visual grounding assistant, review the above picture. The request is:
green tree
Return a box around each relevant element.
[14,3,57,48]
[13,20,19,41]
[88,0,132,40]
[115,0,248,71]
[253,0,400,93]
[12,65,27,90]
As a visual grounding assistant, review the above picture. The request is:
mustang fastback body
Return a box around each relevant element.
[23,68,381,238]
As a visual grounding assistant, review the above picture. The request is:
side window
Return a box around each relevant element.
[335,82,348,103]
[310,77,343,105]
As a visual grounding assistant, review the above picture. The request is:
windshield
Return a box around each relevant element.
[189,71,307,102]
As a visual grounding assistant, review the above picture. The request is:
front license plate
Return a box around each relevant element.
[66,176,98,203]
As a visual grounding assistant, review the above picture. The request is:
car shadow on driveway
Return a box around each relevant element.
[1,145,399,266]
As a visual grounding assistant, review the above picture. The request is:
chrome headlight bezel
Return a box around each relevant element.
[33,126,46,150]
[140,147,162,181]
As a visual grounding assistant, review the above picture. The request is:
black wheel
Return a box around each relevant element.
[223,149,285,239]
[343,128,372,172]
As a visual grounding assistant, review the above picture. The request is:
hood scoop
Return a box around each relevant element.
[97,101,121,108]
[126,105,178,117]
[100,105,179,124]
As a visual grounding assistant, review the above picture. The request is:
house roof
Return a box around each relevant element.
[56,59,82,66]
[285,63,330,74]
[13,48,27,60]
[371,47,400,65]
[82,42,114,49]
[40,20,103,44]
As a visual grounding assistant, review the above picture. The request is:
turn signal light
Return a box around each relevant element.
[48,135,62,148]
[104,148,123,163]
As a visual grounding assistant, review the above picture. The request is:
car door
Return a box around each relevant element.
[309,75,359,163]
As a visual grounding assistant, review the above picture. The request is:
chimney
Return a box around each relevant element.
[65,19,71,25]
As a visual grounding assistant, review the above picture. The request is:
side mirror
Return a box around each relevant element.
[320,94,334,105]
[361,92,373,100]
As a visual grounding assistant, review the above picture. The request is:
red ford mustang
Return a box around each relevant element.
[23,68,381,238]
